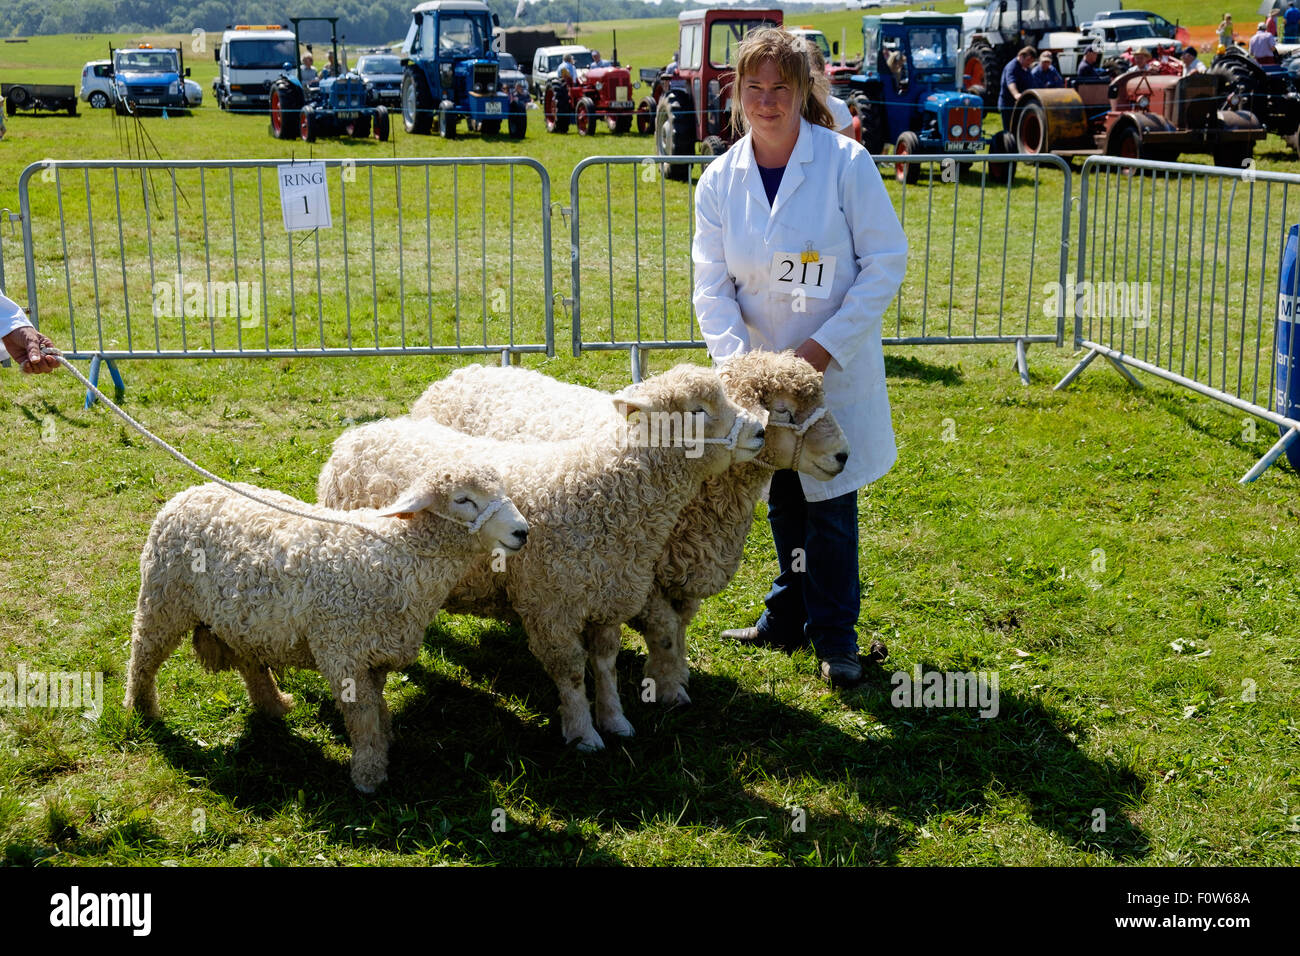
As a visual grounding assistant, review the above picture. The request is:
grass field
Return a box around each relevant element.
[1,17,1299,867]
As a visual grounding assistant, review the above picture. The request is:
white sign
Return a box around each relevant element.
[277,162,332,232]
[769,250,837,299]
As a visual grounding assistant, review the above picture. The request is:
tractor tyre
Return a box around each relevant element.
[636,96,655,134]
[962,45,1003,109]
[300,104,318,142]
[481,117,502,136]
[8,85,31,109]
[894,130,921,185]
[853,92,885,154]
[656,89,696,181]
[438,100,457,139]
[373,106,390,142]
[1105,122,1147,174]
[1014,100,1050,154]
[987,129,1016,184]
[701,135,727,157]
[345,115,371,138]
[1210,52,1264,100]
[507,100,527,139]
[270,80,302,140]
[610,111,632,134]
[575,96,597,136]
[1213,142,1253,171]
[545,79,571,133]
[401,69,434,135]
[89,91,109,109]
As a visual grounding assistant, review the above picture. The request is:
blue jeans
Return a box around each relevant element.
[755,469,861,659]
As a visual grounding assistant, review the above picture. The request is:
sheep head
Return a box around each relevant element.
[377,466,529,554]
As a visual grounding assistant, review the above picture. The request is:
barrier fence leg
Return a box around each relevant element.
[83,355,125,409]
[630,345,647,384]
[1053,347,1100,391]
[1103,354,1143,388]
[1013,338,1030,386]
[1240,427,1300,484]
[83,355,101,409]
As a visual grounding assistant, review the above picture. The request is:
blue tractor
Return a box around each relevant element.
[847,12,1013,184]
[399,0,524,139]
[268,17,391,142]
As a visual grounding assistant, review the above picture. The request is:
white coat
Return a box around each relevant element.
[692,117,908,501]
[1,291,31,339]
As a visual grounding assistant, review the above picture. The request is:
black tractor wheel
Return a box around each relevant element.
[701,134,727,157]
[962,45,1003,109]
[401,69,434,135]
[894,130,921,185]
[8,85,31,110]
[300,104,318,142]
[480,118,501,136]
[1014,100,1050,154]
[852,92,885,153]
[610,112,632,134]
[575,96,597,136]
[655,89,696,181]
[507,100,527,139]
[438,100,457,139]
[1213,142,1253,171]
[269,79,302,140]
[1210,51,1264,100]
[545,79,571,133]
[88,91,109,109]
[1105,122,1147,174]
[344,115,371,138]
[987,128,1016,184]
[636,96,655,134]
[373,105,390,142]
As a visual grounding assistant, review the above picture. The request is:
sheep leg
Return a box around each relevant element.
[368,667,392,738]
[524,620,605,752]
[123,602,195,719]
[586,624,635,738]
[320,659,390,794]
[235,659,296,718]
[632,591,693,706]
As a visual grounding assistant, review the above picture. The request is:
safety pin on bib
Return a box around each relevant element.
[800,241,819,264]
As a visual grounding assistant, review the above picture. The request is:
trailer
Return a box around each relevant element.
[2,82,78,116]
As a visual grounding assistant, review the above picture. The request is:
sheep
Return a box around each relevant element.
[407,352,850,705]
[123,467,529,793]
[317,364,767,751]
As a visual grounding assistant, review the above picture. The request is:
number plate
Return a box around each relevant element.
[610,100,633,110]
[337,111,359,119]
[944,141,973,152]
[484,101,503,115]
[138,97,160,105]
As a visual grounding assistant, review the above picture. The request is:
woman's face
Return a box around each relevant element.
[741,58,800,144]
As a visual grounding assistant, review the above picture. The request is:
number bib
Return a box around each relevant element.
[770,251,836,299]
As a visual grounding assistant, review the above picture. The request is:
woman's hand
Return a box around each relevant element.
[795,338,831,373]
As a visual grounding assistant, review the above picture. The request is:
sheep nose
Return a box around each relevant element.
[513,528,528,544]
[835,451,849,465]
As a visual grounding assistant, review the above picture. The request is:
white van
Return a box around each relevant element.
[213,25,298,112]
[530,44,592,99]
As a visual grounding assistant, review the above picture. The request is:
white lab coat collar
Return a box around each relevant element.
[733,119,817,241]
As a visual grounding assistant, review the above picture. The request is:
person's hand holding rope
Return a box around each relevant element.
[2,325,60,374]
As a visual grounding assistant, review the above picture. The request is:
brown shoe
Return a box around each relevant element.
[722,625,808,653]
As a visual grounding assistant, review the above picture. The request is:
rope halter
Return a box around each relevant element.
[756,405,828,473]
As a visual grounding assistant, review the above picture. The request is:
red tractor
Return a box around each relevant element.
[653,7,784,180]
[543,58,637,135]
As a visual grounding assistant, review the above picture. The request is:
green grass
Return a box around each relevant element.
[1,26,1299,867]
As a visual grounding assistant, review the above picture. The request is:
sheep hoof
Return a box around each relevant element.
[571,731,606,752]
[600,714,636,738]
[659,684,692,707]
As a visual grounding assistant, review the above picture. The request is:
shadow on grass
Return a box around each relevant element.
[884,354,964,385]
[136,620,1150,865]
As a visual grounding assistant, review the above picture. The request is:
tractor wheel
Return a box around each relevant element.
[270,80,302,140]
[894,130,921,185]
[438,100,457,139]
[373,106,390,142]
[507,100,527,139]
[8,85,31,109]
[480,118,501,136]
[610,112,632,134]
[300,105,318,142]
[1105,122,1146,174]
[853,92,885,153]
[401,69,434,135]
[575,96,597,136]
[89,91,109,109]
[1209,52,1264,102]
[1213,142,1253,171]
[345,115,371,138]
[1014,100,1050,154]
[962,45,1003,109]
[636,96,655,134]
[987,129,1016,184]
[545,79,571,133]
[701,135,727,157]
[655,89,696,181]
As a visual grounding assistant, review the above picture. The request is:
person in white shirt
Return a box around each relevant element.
[1,290,59,374]
[693,28,907,686]
[1180,46,1207,73]
[802,40,854,139]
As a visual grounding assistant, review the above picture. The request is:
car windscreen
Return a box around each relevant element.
[114,51,179,73]
[499,53,517,71]
[908,27,960,72]
[1113,24,1155,41]
[438,14,489,56]
[229,39,297,69]
[358,56,402,74]
[709,19,781,68]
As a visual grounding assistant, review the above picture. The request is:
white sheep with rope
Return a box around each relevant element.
[123,465,528,794]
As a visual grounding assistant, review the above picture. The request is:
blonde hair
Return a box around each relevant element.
[730,28,835,135]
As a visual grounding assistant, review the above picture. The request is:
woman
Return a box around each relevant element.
[692,27,907,687]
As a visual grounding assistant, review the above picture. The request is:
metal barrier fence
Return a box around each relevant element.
[1055,156,1300,483]
[568,152,1071,381]
[15,157,553,365]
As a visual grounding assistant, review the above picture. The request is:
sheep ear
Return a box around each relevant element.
[376,486,439,520]
[612,391,646,420]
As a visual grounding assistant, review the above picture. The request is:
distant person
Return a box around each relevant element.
[1180,46,1206,74]
[1250,21,1279,64]
[1218,14,1235,50]
[557,52,577,83]
[998,46,1035,129]
[1127,47,1154,72]
[1267,8,1281,37]
[300,52,318,84]
[2,291,59,374]
[320,50,339,79]
[1031,51,1063,88]
[1077,45,1103,78]
[590,50,602,66]
[803,41,854,138]
[1286,2,1300,42]
[665,50,679,73]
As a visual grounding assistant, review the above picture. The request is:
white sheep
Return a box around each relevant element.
[317,364,767,751]
[123,467,528,793]
[408,352,849,704]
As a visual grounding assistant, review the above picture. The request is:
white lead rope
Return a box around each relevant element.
[44,350,489,537]
[752,405,828,472]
